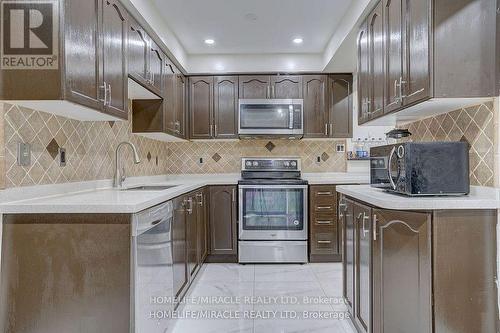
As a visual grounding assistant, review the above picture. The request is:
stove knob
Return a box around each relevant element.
[291,161,297,167]
[253,161,259,167]
[284,161,290,167]
[245,161,252,167]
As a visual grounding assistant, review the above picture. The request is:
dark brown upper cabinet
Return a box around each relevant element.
[174,72,187,138]
[209,186,238,258]
[368,2,384,119]
[303,75,329,138]
[357,22,370,124]
[358,0,498,125]
[128,17,150,87]
[148,42,164,95]
[214,76,239,139]
[238,75,271,99]
[329,75,353,138]
[303,74,353,139]
[270,75,303,99]
[189,76,214,139]
[163,62,177,134]
[0,0,129,121]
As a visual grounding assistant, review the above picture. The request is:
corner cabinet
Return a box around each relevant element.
[358,0,498,125]
[208,186,238,261]
[341,193,498,333]
[1,0,129,121]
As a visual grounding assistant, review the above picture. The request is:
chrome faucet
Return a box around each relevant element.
[113,141,141,188]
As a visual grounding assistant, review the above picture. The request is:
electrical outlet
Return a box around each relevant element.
[199,158,204,164]
[58,148,66,167]
[17,143,31,166]
[316,156,321,163]
[336,143,345,153]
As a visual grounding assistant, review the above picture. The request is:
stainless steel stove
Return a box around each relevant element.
[238,158,308,263]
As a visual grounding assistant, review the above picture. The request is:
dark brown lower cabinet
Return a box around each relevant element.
[208,186,238,262]
[372,209,431,333]
[342,194,498,333]
[309,185,342,262]
[186,195,198,280]
[172,195,188,300]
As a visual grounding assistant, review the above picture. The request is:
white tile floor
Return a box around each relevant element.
[170,263,356,333]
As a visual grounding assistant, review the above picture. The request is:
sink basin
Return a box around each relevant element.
[123,185,178,191]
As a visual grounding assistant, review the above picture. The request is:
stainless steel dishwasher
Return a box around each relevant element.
[132,201,174,333]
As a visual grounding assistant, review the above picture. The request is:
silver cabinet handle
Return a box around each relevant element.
[373,214,378,240]
[316,220,333,225]
[317,240,332,244]
[399,77,407,99]
[232,188,236,202]
[317,206,332,210]
[329,123,333,137]
[325,123,328,136]
[266,85,270,98]
[186,198,193,214]
[210,124,213,137]
[316,191,332,196]
[100,82,108,105]
[214,124,218,137]
[394,79,399,102]
[362,212,370,238]
[107,83,112,106]
[196,193,203,206]
[271,86,275,98]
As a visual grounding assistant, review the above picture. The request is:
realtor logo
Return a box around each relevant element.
[1,0,59,69]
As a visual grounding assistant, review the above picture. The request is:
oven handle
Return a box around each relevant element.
[238,185,308,190]
[387,146,397,190]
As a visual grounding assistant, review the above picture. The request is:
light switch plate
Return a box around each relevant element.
[58,148,66,167]
[17,142,31,166]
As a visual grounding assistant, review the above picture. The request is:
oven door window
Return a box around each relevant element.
[240,104,293,129]
[242,188,304,230]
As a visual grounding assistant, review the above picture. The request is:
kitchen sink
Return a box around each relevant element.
[123,185,178,191]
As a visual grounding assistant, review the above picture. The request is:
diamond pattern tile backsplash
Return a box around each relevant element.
[0,102,347,188]
[398,101,496,187]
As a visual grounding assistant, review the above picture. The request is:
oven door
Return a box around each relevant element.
[239,184,308,240]
[238,99,303,136]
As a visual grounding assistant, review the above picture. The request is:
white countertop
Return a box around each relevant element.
[336,185,500,210]
[0,173,368,214]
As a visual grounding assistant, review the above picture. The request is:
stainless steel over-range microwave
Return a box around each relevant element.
[238,99,303,139]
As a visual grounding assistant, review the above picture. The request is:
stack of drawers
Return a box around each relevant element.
[309,185,341,262]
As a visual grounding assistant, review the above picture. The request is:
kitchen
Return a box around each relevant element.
[0,0,499,332]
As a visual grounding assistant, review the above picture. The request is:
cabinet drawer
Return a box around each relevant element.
[310,228,337,255]
[311,215,336,228]
[312,203,336,214]
[310,185,336,199]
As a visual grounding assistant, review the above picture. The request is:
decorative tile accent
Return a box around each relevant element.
[265,141,276,152]
[46,138,60,160]
[399,102,496,187]
[212,153,222,162]
[321,152,330,162]
[108,121,115,128]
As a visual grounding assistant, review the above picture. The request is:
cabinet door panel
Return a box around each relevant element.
[238,76,270,99]
[214,76,239,139]
[372,209,431,333]
[149,43,164,94]
[175,74,187,138]
[65,0,102,110]
[128,19,148,83]
[163,62,176,134]
[329,75,353,138]
[369,2,384,118]
[402,0,430,105]
[271,75,303,99]
[354,202,372,333]
[209,186,237,255]
[102,0,128,119]
[383,0,404,113]
[197,189,209,264]
[303,75,328,138]
[342,199,355,315]
[186,196,198,279]
[189,76,214,139]
[357,22,370,123]
[172,196,188,299]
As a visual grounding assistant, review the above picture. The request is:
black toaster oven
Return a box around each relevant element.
[370,142,470,196]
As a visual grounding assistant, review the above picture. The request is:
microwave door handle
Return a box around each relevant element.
[387,146,397,190]
[289,105,294,129]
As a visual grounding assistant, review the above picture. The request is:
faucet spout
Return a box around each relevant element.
[114,141,141,188]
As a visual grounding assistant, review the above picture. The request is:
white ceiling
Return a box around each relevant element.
[150,0,353,55]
